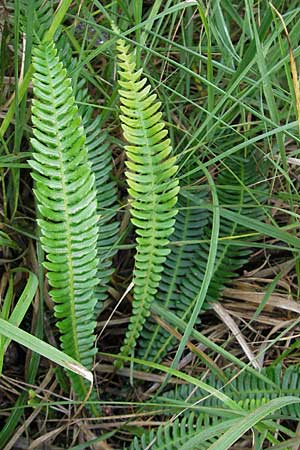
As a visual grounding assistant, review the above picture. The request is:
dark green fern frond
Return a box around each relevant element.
[177,153,267,316]
[136,153,266,366]
[116,38,179,365]
[137,191,209,364]
[85,126,119,318]
[130,413,237,450]
[29,40,98,400]
[56,33,78,76]
[162,364,300,418]
[132,364,300,449]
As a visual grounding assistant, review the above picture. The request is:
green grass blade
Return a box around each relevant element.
[104,351,242,411]
[1,270,38,356]
[0,318,93,383]
[0,0,73,139]
[218,208,300,249]
[168,166,219,373]
[205,397,300,450]
[151,302,277,389]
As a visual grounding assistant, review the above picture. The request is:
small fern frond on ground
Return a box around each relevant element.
[115,37,179,365]
[134,364,300,449]
[162,364,300,418]
[130,413,236,450]
[29,40,98,400]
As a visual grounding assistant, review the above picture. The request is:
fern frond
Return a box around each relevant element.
[137,191,209,363]
[130,413,236,450]
[162,364,300,418]
[29,40,98,400]
[136,153,266,365]
[132,364,300,448]
[116,38,179,365]
[177,153,267,316]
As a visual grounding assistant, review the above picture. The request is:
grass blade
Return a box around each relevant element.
[0,318,93,383]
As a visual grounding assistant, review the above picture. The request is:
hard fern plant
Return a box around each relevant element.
[29,40,98,401]
[115,35,179,365]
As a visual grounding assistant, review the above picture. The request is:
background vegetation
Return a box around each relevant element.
[1,0,300,448]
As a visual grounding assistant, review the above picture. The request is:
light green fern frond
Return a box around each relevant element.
[116,37,179,365]
[29,40,98,400]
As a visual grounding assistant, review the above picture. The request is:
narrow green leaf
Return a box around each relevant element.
[0,0,73,139]
[218,208,300,249]
[205,397,300,450]
[1,270,38,355]
[0,318,93,383]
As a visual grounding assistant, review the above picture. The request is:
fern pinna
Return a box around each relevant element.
[29,41,98,400]
[115,36,179,365]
